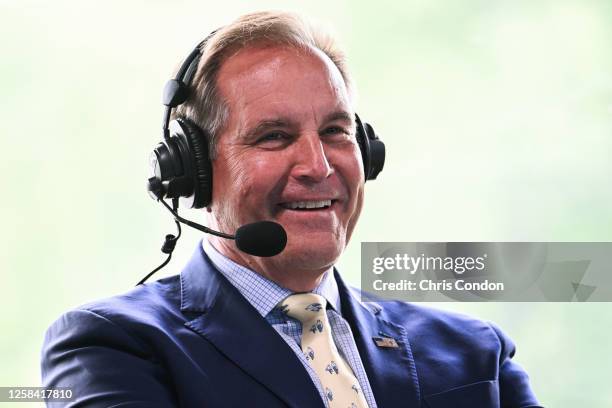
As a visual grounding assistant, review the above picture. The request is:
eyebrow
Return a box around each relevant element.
[322,110,354,125]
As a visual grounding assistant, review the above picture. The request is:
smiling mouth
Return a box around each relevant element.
[279,200,334,211]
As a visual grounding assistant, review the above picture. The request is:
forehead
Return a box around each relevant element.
[216,44,351,122]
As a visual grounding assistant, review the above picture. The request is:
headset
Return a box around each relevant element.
[140,30,386,284]
[147,33,385,209]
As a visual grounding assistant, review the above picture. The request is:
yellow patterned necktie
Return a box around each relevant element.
[279,293,369,408]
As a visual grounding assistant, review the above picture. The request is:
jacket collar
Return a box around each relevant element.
[179,244,325,408]
[179,244,220,313]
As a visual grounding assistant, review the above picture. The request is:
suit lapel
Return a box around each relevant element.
[180,245,324,408]
[336,270,421,407]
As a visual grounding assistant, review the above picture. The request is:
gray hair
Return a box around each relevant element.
[173,11,353,159]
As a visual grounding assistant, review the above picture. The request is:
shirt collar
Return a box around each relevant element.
[202,239,342,317]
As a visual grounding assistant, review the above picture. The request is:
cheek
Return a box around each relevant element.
[212,152,277,209]
[333,147,365,195]
[344,184,364,244]
[334,149,365,225]
[211,150,249,207]
[248,152,293,195]
[351,186,365,220]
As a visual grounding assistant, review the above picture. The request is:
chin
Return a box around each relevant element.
[280,234,345,272]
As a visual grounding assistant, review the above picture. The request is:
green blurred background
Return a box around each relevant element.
[2,0,611,406]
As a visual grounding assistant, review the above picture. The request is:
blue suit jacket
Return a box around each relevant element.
[41,245,541,407]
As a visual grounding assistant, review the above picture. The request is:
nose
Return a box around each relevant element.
[292,133,334,182]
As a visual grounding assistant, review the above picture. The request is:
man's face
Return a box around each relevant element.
[209,44,364,280]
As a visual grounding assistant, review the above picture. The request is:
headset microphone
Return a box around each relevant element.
[155,197,287,257]
[235,221,288,257]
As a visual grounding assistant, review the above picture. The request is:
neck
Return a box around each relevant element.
[207,236,330,292]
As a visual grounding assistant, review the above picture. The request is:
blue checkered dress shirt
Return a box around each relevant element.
[203,240,377,408]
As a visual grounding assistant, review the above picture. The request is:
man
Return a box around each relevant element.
[41,11,541,407]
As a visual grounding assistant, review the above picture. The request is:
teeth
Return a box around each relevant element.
[283,200,332,210]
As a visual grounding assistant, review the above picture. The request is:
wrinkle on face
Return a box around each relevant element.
[212,144,250,229]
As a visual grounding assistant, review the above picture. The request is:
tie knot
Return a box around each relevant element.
[278,293,327,323]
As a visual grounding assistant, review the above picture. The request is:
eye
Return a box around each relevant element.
[253,131,294,149]
[258,132,289,143]
[321,126,352,140]
[322,126,345,135]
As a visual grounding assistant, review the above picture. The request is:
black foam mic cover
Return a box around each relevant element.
[235,221,287,257]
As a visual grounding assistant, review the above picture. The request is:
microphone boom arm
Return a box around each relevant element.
[159,199,235,240]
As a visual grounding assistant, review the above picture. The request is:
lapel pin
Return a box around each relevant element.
[372,336,399,348]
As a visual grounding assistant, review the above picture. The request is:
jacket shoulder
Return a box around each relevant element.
[381,301,498,335]
[78,275,182,323]
[43,274,184,354]
[353,286,500,343]
[41,276,183,406]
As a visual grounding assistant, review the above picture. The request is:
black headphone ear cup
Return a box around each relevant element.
[172,118,212,208]
[355,114,385,181]
[355,114,372,180]
[363,122,385,180]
